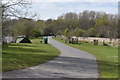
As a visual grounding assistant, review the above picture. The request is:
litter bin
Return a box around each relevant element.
[44,37,48,44]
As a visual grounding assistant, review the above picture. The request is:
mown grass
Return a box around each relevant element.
[2,38,60,72]
[53,37,118,78]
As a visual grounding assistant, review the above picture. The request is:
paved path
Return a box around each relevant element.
[3,38,98,78]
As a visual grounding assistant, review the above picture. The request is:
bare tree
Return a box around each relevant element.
[0,2,2,44]
[1,0,32,20]
[0,0,36,43]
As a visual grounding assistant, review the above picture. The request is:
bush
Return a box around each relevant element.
[33,30,41,38]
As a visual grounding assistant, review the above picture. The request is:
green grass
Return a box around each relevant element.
[53,37,118,78]
[2,38,60,72]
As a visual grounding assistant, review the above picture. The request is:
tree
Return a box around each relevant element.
[12,18,35,38]
[74,28,84,37]
[94,18,109,38]
[87,28,95,37]
[49,11,118,39]
[64,28,69,37]
[1,0,31,20]
[1,0,36,43]
[43,27,53,36]
[0,3,2,43]
[3,9,118,41]
[34,20,46,35]
[33,30,41,38]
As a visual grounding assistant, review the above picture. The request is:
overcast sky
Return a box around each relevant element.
[30,0,118,20]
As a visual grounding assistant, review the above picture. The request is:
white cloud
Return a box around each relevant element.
[30,2,118,20]
[32,0,119,2]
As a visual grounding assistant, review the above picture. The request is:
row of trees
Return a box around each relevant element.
[3,10,118,39]
[57,11,118,39]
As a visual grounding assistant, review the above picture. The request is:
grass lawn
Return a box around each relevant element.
[53,37,118,78]
[2,38,60,72]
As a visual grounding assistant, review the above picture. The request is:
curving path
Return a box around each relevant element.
[3,37,99,78]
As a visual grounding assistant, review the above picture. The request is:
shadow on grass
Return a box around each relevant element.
[7,43,41,47]
[2,43,60,72]
[2,51,58,72]
[2,44,51,54]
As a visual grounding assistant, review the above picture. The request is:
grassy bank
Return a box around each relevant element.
[53,38,118,78]
[2,38,60,72]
